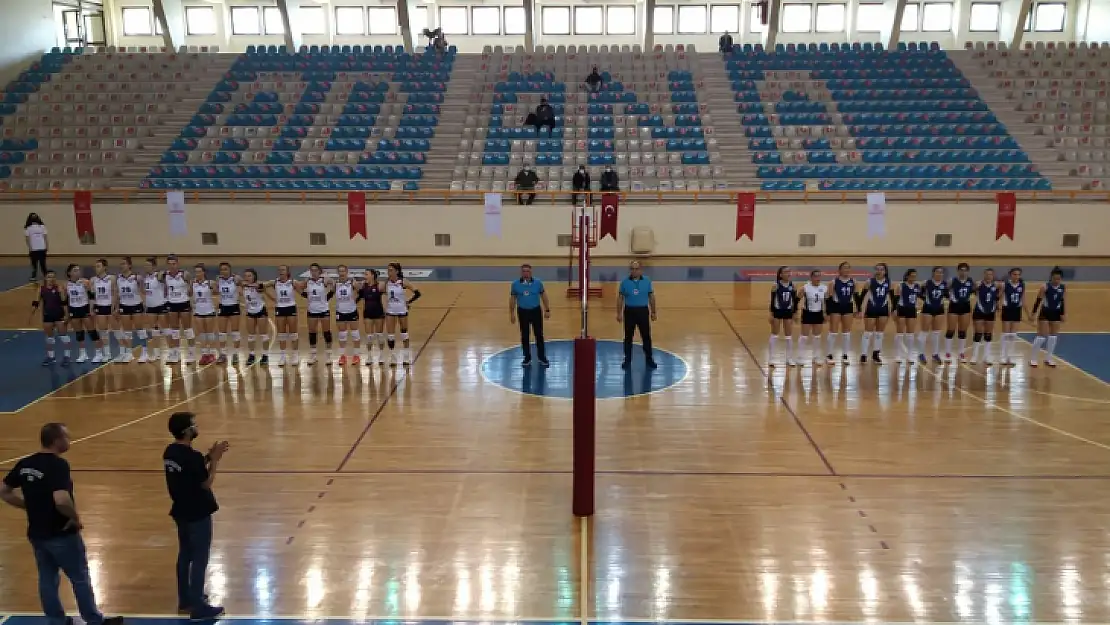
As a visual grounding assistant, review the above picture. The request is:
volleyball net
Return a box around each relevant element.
[570,203,596,517]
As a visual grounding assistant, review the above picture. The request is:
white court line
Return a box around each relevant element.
[579,517,589,625]
[1015,333,1110,389]
[2,616,1109,625]
[0,320,276,467]
[1,614,11,625]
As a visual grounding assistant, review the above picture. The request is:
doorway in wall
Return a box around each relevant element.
[53,0,107,48]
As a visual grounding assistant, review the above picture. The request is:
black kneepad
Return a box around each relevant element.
[958,330,967,340]
[323,331,333,344]
[88,330,99,342]
[973,332,983,342]
[945,330,955,339]
[308,332,318,346]
[985,333,993,342]
[75,330,86,342]
[387,338,396,349]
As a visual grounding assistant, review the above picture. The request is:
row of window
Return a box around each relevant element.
[119,1,1067,38]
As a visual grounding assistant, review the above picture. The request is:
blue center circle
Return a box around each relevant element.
[480,339,688,399]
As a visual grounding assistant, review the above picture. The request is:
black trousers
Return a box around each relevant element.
[532,122,554,137]
[518,306,546,361]
[29,249,46,277]
[570,190,591,206]
[517,191,536,205]
[623,306,653,361]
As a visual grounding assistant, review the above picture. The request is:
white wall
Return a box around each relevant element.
[0,0,57,85]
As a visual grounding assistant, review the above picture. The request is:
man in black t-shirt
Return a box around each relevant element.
[0,423,124,625]
[163,411,228,621]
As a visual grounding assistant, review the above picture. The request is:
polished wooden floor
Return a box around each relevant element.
[2,270,1110,623]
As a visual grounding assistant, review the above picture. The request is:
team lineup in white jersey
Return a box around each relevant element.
[30,257,422,368]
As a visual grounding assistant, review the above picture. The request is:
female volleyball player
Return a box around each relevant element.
[114,257,144,363]
[164,255,194,364]
[999,268,1028,366]
[826,262,856,364]
[64,264,94,363]
[32,269,69,365]
[333,264,361,365]
[970,268,1000,365]
[767,266,798,367]
[216,262,242,365]
[858,263,891,364]
[919,267,948,364]
[266,264,300,365]
[946,262,974,362]
[192,264,218,365]
[799,270,827,366]
[1030,267,1066,367]
[140,257,167,363]
[384,262,422,366]
[90,259,115,363]
[361,269,386,364]
[304,263,334,365]
[241,268,269,366]
[892,268,921,364]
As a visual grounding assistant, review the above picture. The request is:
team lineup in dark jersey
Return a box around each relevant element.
[764,262,1067,368]
[31,258,422,368]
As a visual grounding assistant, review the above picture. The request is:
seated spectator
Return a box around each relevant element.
[534,99,555,137]
[572,165,591,206]
[434,34,448,56]
[718,32,734,53]
[514,164,539,205]
[600,165,620,192]
[585,67,603,93]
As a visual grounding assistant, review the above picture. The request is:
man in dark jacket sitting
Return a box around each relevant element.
[514,165,539,205]
[571,165,591,206]
[600,165,620,192]
[585,67,603,93]
[533,99,555,137]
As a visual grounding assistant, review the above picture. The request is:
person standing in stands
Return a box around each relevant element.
[25,212,48,282]
[514,164,539,205]
[584,66,603,93]
[163,411,227,621]
[718,31,734,53]
[617,261,658,370]
[510,263,551,367]
[600,165,620,192]
[534,98,555,137]
[1,423,125,625]
[572,165,591,206]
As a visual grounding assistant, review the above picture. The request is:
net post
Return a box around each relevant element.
[572,334,596,517]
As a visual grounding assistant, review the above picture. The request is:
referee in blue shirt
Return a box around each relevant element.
[510,263,551,366]
[617,261,657,369]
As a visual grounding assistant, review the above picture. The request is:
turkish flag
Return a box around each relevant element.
[73,191,94,240]
[736,192,755,240]
[996,192,1016,240]
[600,193,619,241]
[348,191,367,239]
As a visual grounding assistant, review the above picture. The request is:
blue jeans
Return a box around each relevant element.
[31,533,104,625]
[175,516,213,610]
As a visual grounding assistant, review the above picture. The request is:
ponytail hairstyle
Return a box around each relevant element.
[244,268,258,283]
[66,263,80,280]
[775,266,789,283]
[389,262,404,279]
[874,262,889,278]
[903,268,917,282]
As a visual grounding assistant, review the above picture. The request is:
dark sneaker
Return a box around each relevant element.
[539,359,550,367]
[621,360,630,370]
[646,359,658,369]
[190,605,225,621]
[521,359,532,367]
[103,617,126,625]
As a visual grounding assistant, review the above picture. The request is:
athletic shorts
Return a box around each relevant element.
[801,310,825,325]
[120,304,144,316]
[168,301,191,314]
[218,304,241,317]
[336,311,359,322]
[364,308,385,320]
[68,305,90,319]
[145,303,168,315]
[307,311,329,319]
[864,305,889,319]
[897,306,917,319]
[1039,309,1062,323]
[247,307,268,320]
[43,310,65,324]
[275,306,297,318]
[95,305,113,316]
[948,301,971,316]
[1001,307,1022,323]
[386,312,409,318]
[921,305,945,316]
[771,308,794,320]
[194,312,216,318]
[972,309,996,321]
[827,299,853,316]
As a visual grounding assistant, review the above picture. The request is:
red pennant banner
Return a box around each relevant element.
[736,192,756,240]
[600,193,619,241]
[73,190,94,240]
[996,192,1016,241]
[348,191,367,239]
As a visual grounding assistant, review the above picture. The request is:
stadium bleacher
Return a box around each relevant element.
[0,41,1072,195]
